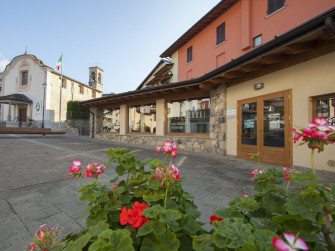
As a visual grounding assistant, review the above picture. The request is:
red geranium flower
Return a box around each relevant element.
[119,202,150,229]
[210,215,224,225]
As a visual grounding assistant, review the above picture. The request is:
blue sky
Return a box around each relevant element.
[0,0,220,94]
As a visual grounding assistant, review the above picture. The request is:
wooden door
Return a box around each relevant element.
[19,108,27,122]
[237,90,292,166]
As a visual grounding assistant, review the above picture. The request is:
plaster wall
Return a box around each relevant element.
[226,52,335,171]
[1,56,46,122]
[170,51,178,83]
[177,0,335,82]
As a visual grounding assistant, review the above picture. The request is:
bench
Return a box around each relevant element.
[0,127,66,134]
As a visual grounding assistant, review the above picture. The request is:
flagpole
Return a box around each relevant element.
[59,53,63,129]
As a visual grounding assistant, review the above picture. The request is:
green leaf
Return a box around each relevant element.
[86,208,108,228]
[286,194,324,220]
[160,209,182,223]
[80,205,92,218]
[79,189,97,202]
[137,222,152,237]
[214,207,243,219]
[212,220,254,249]
[105,199,121,211]
[192,234,213,251]
[143,189,165,202]
[127,174,147,186]
[250,218,276,232]
[140,233,161,251]
[120,195,132,204]
[115,165,125,176]
[234,197,258,212]
[181,214,201,233]
[88,221,109,236]
[160,230,180,251]
[109,229,134,251]
[143,205,163,218]
[262,193,286,215]
[63,233,92,251]
[253,229,277,247]
[290,171,319,183]
[150,220,166,236]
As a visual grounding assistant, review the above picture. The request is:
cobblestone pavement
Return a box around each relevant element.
[0,134,333,250]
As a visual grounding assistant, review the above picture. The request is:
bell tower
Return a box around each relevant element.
[89,66,103,92]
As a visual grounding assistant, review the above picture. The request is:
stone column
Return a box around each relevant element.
[120,104,127,135]
[156,99,165,136]
[7,102,12,121]
[209,83,227,155]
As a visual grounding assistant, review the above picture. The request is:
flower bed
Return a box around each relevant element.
[27,118,335,251]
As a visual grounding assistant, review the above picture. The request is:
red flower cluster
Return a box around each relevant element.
[156,141,179,157]
[283,167,299,180]
[84,162,106,179]
[250,169,262,178]
[120,202,149,229]
[68,160,82,179]
[292,117,335,152]
[210,215,224,225]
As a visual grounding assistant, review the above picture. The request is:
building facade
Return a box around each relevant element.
[0,54,102,128]
[81,1,335,172]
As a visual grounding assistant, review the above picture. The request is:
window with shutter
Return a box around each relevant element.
[187,46,193,63]
[216,22,225,45]
[267,0,285,15]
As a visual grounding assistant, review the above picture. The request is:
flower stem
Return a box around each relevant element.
[78,177,84,188]
[257,155,264,173]
[162,153,169,167]
[311,148,316,175]
[164,187,168,210]
[286,180,290,191]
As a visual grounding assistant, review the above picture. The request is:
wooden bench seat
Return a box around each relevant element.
[0,127,65,134]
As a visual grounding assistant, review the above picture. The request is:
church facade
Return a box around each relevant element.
[0,53,103,129]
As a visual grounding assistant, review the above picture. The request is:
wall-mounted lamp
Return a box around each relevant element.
[254,83,264,90]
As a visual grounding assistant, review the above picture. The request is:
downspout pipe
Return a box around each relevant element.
[90,111,95,138]
[326,16,335,36]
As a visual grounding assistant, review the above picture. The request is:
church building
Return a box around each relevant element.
[0,53,103,129]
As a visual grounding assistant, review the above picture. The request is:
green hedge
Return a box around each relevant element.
[66,101,90,120]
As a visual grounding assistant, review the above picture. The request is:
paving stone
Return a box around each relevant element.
[0,214,32,250]
[0,199,15,218]
[9,192,60,224]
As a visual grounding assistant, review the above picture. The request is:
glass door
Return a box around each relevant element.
[237,90,292,166]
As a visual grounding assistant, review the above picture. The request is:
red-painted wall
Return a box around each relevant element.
[177,0,335,82]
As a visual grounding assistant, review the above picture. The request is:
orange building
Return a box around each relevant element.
[160,0,335,82]
[82,1,335,171]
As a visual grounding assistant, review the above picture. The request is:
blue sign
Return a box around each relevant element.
[244,119,255,129]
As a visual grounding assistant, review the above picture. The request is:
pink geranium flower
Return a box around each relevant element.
[29,243,36,251]
[314,117,328,126]
[72,160,81,166]
[155,146,161,152]
[273,233,309,251]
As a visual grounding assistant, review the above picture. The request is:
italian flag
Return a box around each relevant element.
[56,54,62,71]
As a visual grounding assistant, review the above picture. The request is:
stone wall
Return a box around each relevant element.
[89,83,227,155]
[65,119,89,135]
[95,134,212,153]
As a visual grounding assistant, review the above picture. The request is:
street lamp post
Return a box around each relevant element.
[42,82,47,129]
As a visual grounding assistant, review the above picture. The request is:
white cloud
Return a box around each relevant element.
[0,58,9,72]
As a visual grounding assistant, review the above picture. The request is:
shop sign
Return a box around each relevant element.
[269,113,280,129]
[226,107,237,118]
[244,119,255,129]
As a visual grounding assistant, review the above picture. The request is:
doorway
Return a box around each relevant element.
[237,90,292,166]
[19,108,27,122]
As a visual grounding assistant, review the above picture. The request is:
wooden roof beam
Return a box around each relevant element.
[208,77,226,84]
[285,41,316,54]
[223,70,245,79]
[258,54,287,64]
[238,63,263,72]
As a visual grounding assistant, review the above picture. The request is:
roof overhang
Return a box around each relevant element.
[81,8,335,108]
[0,93,33,104]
